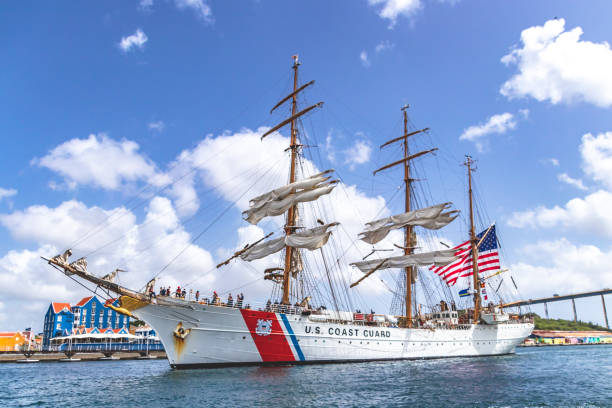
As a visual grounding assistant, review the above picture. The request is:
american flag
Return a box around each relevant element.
[430,224,500,286]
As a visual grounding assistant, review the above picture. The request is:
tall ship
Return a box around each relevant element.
[44,57,533,368]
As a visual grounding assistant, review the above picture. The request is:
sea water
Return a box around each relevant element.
[1,345,610,407]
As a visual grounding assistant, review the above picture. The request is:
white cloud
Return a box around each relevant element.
[325,131,336,163]
[148,120,165,132]
[0,200,136,250]
[542,158,560,167]
[360,51,370,67]
[0,188,16,201]
[368,0,422,28]
[139,0,153,10]
[508,189,612,237]
[501,18,612,107]
[375,40,394,53]
[174,0,213,23]
[0,196,217,330]
[343,140,372,169]
[580,132,612,190]
[33,133,157,190]
[557,173,587,191]
[509,131,612,237]
[510,238,612,299]
[459,111,525,152]
[118,29,148,53]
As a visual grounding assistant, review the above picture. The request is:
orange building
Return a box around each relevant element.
[0,331,27,352]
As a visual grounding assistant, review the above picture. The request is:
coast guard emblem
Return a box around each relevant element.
[255,319,273,336]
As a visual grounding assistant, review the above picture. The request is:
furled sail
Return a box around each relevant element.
[239,223,339,262]
[358,203,459,245]
[350,249,458,274]
[239,237,286,262]
[243,170,337,224]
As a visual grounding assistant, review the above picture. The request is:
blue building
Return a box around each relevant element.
[42,302,74,350]
[70,296,130,332]
[42,296,130,351]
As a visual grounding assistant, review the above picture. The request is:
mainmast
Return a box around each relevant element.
[465,155,481,322]
[373,105,435,327]
[281,56,300,305]
[402,106,413,328]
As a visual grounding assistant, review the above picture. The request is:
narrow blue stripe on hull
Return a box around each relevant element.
[280,314,305,361]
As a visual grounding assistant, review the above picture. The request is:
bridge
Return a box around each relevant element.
[501,289,611,329]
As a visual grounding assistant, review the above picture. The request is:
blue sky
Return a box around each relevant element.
[1,0,612,331]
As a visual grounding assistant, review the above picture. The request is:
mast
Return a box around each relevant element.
[374,105,436,328]
[402,105,414,328]
[465,155,481,322]
[282,56,300,305]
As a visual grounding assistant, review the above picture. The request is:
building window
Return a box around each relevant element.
[57,315,62,322]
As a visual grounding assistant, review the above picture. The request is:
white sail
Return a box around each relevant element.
[350,249,457,274]
[244,181,337,225]
[240,223,339,262]
[249,170,333,209]
[285,222,338,249]
[359,203,459,245]
[239,237,286,262]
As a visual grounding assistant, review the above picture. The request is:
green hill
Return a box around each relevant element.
[529,314,610,331]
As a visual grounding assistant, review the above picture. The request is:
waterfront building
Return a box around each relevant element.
[134,325,157,338]
[70,296,130,331]
[42,302,74,349]
[49,326,164,353]
[42,296,130,351]
[0,331,27,352]
[528,330,612,345]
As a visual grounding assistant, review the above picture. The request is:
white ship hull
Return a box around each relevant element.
[132,301,533,369]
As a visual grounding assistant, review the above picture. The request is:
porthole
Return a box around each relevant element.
[242,336,246,340]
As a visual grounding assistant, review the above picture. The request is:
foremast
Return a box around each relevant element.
[236,55,331,305]
[282,56,300,305]
[465,155,481,322]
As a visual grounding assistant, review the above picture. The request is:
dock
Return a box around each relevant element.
[0,351,166,363]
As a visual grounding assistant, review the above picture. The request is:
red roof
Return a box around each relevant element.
[52,302,71,313]
[75,296,93,307]
[0,332,22,337]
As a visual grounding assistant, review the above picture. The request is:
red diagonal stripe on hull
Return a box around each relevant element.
[240,309,295,362]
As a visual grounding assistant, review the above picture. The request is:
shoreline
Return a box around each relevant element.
[0,351,166,363]
[519,342,611,347]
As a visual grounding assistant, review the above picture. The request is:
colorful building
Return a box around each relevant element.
[0,331,27,352]
[42,302,74,349]
[43,296,130,351]
[528,330,612,345]
[70,296,129,331]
